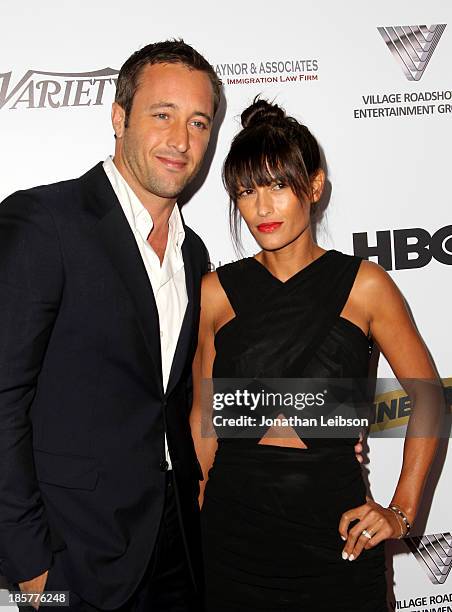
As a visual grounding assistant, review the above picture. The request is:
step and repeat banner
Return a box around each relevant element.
[1,0,450,609]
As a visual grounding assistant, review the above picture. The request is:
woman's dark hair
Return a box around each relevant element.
[115,39,222,126]
[223,97,322,253]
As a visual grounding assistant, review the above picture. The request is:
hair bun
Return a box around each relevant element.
[241,98,286,128]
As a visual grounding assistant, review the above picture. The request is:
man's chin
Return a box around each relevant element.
[145,176,192,200]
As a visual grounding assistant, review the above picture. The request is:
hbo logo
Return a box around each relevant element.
[353,226,452,270]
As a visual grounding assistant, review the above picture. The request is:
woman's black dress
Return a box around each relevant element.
[201,250,387,611]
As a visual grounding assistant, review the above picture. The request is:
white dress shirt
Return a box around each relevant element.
[103,156,187,469]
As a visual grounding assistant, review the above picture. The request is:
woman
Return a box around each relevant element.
[190,99,441,611]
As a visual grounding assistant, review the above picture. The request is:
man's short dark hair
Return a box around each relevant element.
[115,39,222,126]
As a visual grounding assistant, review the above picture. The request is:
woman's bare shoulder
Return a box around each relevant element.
[200,271,231,321]
[355,259,399,296]
[353,259,407,325]
[201,270,224,299]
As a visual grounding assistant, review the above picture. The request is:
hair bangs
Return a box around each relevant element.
[224,131,307,200]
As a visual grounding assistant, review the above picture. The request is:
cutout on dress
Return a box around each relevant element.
[258,413,308,449]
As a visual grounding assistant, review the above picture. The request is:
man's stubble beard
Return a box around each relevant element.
[124,144,200,200]
[142,168,193,200]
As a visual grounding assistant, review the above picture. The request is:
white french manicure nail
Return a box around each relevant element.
[349,554,355,561]
[342,551,348,560]
[341,535,347,541]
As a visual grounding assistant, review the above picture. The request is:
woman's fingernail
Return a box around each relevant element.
[349,554,355,561]
[342,551,349,560]
[341,535,347,541]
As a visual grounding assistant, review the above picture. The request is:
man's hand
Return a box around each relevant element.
[354,439,363,463]
[19,570,48,610]
[354,432,366,463]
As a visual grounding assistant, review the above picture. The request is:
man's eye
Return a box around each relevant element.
[153,113,169,120]
[191,120,207,130]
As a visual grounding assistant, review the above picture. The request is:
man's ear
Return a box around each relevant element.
[311,168,325,203]
[111,103,126,139]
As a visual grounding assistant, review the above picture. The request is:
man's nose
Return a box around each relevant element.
[167,120,189,153]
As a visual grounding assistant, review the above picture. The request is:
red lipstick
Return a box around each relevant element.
[257,222,283,233]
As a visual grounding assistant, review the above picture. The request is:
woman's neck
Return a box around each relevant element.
[256,238,326,283]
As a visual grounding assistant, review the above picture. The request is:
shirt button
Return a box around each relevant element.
[160,460,169,472]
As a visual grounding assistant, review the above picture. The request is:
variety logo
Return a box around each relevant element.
[0,68,118,110]
[378,25,446,81]
[406,533,452,584]
[353,225,452,270]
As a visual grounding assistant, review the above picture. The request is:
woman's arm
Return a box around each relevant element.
[190,272,224,506]
[339,261,443,560]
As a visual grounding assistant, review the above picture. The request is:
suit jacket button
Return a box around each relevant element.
[160,460,169,472]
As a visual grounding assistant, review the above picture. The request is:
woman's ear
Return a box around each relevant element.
[311,169,325,203]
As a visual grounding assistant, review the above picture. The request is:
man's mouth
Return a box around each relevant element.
[156,156,188,171]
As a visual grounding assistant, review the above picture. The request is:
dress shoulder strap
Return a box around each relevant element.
[326,251,363,319]
[216,250,362,320]
[216,259,259,314]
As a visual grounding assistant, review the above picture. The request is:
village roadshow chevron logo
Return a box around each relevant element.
[406,533,452,584]
[378,25,446,81]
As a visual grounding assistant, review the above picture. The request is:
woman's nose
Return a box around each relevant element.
[256,191,274,217]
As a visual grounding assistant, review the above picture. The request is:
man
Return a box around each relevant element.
[0,40,221,611]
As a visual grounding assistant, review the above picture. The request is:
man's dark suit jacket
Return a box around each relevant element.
[0,163,208,608]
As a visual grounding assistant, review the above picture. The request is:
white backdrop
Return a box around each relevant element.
[1,0,451,609]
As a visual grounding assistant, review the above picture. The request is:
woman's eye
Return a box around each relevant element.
[272,182,286,190]
[238,189,254,198]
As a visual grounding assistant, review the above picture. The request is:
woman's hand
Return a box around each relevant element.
[338,498,403,561]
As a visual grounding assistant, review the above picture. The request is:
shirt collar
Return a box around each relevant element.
[103,156,185,253]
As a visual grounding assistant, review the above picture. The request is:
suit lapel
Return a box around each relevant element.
[82,163,200,398]
[166,236,196,397]
[83,164,164,394]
